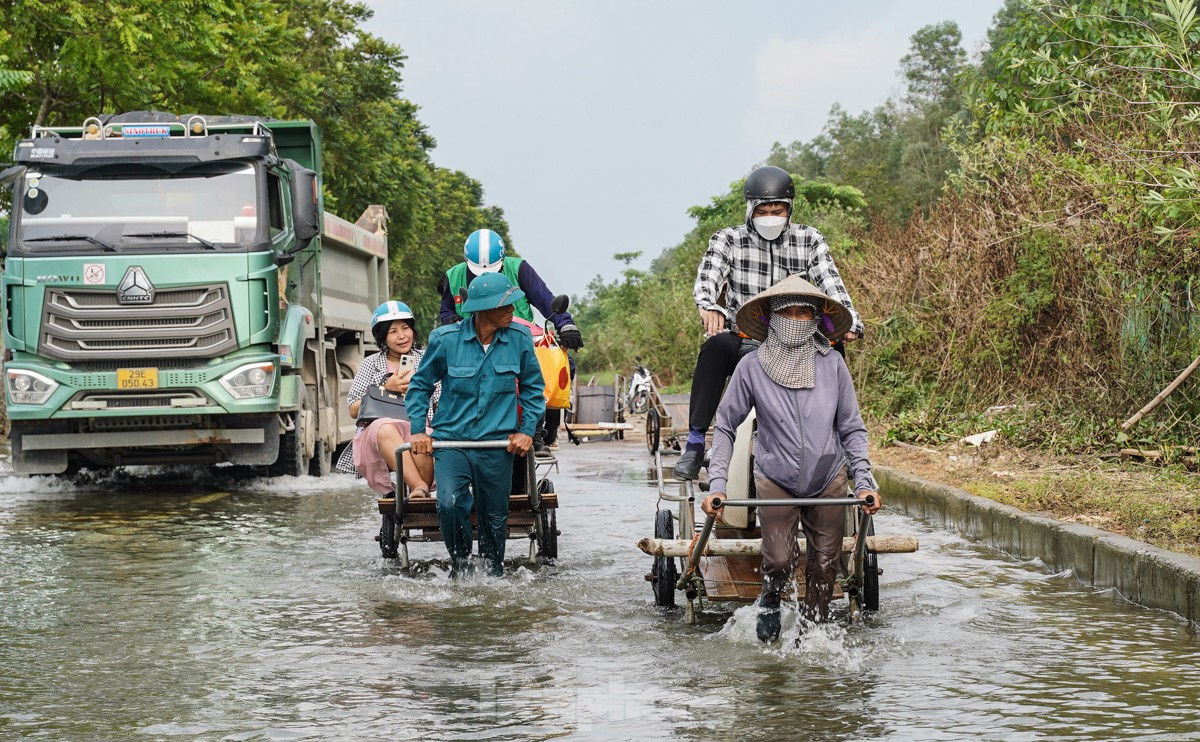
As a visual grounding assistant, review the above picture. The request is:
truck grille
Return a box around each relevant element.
[40,285,237,361]
[67,389,210,410]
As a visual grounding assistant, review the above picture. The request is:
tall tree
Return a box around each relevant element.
[0,0,509,314]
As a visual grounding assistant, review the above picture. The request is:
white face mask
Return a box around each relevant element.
[752,215,787,240]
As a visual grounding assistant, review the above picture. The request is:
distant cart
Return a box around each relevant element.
[638,410,919,625]
[644,392,688,455]
[375,440,560,569]
[565,382,632,441]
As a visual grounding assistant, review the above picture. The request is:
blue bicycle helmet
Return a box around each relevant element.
[371,300,415,347]
[464,228,506,274]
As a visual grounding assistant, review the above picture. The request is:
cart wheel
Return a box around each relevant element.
[537,479,558,562]
[651,509,677,607]
[538,508,558,563]
[646,408,661,454]
[378,512,399,560]
[863,552,880,613]
[631,390,650,415]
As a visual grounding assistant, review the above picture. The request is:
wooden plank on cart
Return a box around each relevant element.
[701,556,764,601]
[377,492,559,514]
[700,556,844,603]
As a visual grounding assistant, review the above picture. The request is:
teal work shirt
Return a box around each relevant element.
[406,316,546,441]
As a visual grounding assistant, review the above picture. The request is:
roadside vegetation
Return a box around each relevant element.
[576,0,1200,548]
[579,0,1200,455]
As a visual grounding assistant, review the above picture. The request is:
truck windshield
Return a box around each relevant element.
[14,162,261,255]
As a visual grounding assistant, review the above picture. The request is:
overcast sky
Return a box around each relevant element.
[363,0,1007,303]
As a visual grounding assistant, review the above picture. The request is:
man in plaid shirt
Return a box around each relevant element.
[674,165,864,481]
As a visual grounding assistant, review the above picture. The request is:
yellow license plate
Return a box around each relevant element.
[116,367,159,389]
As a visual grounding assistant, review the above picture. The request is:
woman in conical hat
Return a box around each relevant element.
[701,274,881,642]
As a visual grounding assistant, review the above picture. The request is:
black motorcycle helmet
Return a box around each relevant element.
[743,165,796,201]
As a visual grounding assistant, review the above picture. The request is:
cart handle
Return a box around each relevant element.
[676,494,877,591]
[391,439,538,520]
[710,495,876,509]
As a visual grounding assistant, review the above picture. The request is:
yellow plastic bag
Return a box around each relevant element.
[536,344,571,409]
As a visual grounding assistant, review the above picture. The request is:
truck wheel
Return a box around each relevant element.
[651,509,677,607]
[309,439,331,477]
[270,411,310,477]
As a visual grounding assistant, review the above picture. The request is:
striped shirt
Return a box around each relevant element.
[693,223,864,336]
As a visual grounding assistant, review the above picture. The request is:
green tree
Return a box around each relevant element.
[768,22,968,223]
[0,0,509,322]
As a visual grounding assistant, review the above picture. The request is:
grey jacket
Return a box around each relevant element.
[707,350,877,497]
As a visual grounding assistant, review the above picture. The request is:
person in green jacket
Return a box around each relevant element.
[407,271,547,578]
[438,228,581,452]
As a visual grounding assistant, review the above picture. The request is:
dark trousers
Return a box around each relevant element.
[757,470,848,622]
[433,447,514,574]
[688,333,758,432]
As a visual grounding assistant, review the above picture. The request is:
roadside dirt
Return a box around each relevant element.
[870,436,1200,554]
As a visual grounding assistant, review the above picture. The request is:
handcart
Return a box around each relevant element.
[375,440,560,570]
[644,392,689,455]
[637,410,918,624]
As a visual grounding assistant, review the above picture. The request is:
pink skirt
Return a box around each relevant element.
[351,417,412,495]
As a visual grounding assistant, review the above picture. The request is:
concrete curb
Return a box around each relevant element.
[876,464,1200,624]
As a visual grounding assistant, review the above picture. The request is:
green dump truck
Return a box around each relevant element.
[1,112,388,475]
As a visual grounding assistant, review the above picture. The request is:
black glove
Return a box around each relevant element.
[559,323,584,350]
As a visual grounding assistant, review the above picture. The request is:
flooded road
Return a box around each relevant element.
[1,439,1198,740]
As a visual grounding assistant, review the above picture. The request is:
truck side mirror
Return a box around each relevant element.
[285,159,320,250]
[550,294,570,315]
[0,165,26,186]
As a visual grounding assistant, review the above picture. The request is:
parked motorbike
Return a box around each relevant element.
[627,357,652,415]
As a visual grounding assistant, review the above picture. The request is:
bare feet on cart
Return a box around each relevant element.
[674,444,704,480]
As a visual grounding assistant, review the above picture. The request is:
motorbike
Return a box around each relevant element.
[627,357,653,415]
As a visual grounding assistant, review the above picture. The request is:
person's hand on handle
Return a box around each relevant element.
[699,309,726,337]
[858,489,882,515]
[700,493,726,521]
[411,433,433,456]
[842,331,859,342]
[508,433,533,456]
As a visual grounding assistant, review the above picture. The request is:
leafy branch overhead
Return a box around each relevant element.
[0,0,508,335]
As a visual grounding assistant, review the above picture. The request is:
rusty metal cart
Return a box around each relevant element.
[638,410,918,625]
[375,440,560,569]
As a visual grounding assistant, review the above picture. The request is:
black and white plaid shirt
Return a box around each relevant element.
[693,223,864,335]
[335,349,441,475]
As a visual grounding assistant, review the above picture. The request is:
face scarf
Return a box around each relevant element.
[757,297,830,389]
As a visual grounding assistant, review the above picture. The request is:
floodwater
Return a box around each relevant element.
[1,439,1198,740]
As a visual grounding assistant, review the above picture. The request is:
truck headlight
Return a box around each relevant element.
[6,369,58,404]
[219,362,275,399]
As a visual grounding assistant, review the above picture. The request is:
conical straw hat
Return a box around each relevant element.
[735,274,853,342]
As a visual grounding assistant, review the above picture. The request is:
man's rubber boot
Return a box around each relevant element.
[674,444,704,481]
[756,577,785,643]
[533,432,552,458]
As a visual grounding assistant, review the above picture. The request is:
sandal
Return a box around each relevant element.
[410,487,431,499]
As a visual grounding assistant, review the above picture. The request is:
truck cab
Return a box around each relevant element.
[2,112,388,475]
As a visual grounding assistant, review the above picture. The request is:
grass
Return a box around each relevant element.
[873,436,1200,557]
